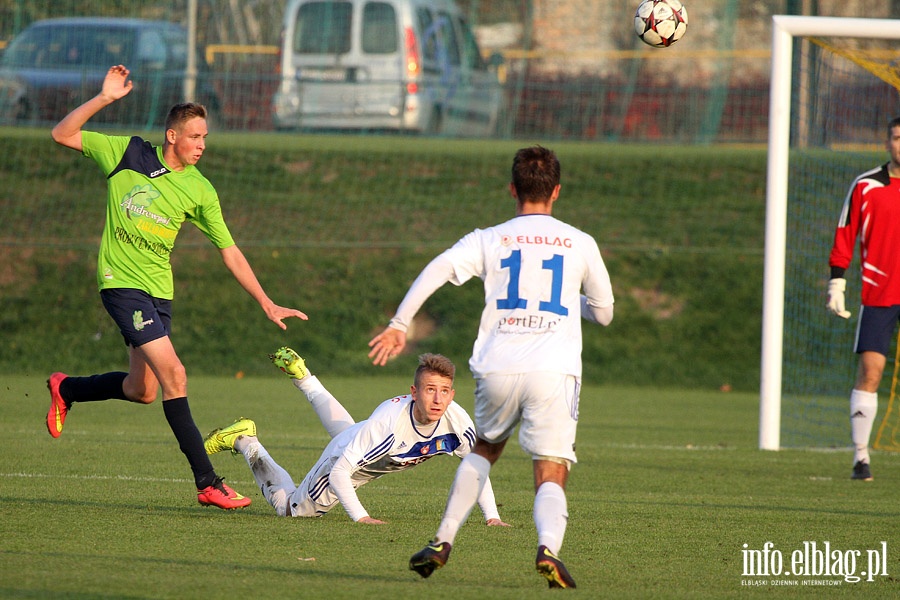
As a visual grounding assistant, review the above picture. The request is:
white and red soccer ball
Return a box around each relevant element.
[634,0,688,48]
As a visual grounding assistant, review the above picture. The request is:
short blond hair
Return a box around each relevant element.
[414,353,456,387]
[165,102,207,132]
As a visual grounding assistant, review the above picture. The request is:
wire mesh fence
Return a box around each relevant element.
[0,1,897,142]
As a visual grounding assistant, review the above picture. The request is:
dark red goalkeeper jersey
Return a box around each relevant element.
[829,163,900,306]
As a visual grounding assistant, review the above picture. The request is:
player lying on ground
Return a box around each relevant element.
[204,348,510,525]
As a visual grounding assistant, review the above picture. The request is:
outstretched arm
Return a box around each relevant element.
[367,326,407,366]
[477,476,510,527]
[368,252,457,365]
[329,456,385,524]
[51,64,133,151]
[220,244,308,329]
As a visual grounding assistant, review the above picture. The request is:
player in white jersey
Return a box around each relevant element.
[204,347,508,526]
[368,145,614,588]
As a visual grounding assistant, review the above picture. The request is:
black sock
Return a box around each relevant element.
[59,372,129,405]
[162,397,217,489]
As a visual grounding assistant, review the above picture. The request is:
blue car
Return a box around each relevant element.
[0,17,219,128]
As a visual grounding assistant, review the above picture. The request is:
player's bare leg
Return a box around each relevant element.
[139,337,250,508]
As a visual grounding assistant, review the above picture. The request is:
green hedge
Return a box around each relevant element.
[0,128,766,390]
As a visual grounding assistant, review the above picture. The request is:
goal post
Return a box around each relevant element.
[760,15,900,451]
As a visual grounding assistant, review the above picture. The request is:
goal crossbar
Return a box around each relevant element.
[761,15,900,450]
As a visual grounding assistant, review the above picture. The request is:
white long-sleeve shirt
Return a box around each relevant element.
[305,394,501,522]
[390,214,614,378]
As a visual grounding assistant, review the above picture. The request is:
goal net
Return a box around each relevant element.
[760,16,900,450]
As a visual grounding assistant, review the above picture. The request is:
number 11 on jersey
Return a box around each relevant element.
[496,251,568,316]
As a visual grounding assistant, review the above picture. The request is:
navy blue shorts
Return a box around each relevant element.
[100,288,172,348]
[854,305,900,356]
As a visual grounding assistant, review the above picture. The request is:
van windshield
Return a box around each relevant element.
[2,25,134,70]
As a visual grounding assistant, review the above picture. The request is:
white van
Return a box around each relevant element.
[272,0,503,136]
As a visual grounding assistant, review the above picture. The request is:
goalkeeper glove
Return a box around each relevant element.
[826,278,852,319]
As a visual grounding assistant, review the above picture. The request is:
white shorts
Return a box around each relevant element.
[474,372,580,464]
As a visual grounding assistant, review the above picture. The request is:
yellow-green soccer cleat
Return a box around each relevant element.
[204,418,257,455]
[269,346,309,380]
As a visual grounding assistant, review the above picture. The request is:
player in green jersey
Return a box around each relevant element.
[46,64,308,510]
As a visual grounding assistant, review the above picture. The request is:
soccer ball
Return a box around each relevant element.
[634,0,688,48]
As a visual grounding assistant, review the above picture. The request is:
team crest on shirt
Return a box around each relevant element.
[418,439,448,455]
[398,435,461,462]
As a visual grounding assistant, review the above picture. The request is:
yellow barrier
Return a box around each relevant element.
[206,44,278,65]
[203,43,772,66]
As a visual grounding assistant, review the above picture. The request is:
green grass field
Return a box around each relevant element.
[2,373,897,599]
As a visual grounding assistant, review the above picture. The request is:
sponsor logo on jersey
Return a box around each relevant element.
[115,227,171,258]
[120,185,171,226]
[498,314,563,332]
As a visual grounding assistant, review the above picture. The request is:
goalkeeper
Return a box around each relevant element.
[827,116,900,482]
[204,348,509,527]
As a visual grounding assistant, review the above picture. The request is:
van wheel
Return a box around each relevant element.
[425,106,443,135]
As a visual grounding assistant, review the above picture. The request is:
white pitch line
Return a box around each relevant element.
[0,472,252,485]
[601,442,736,451]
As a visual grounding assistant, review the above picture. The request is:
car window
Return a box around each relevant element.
[457,18,486,71]
[417,8,437,63]
[294,1,353,54]
[361,2,397,54]
[137,30,166,67]
[2,25,135,70]
[0,30,39,67]
[160,27,189,71]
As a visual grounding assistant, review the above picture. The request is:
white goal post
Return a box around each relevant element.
[760,15,900,450]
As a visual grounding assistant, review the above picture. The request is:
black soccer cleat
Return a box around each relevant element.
[409,540,452,579]
[536,545,577,589]
[851,460,873,481]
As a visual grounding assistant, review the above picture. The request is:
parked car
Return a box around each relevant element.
[272,0,504,136]
[0,17,219,128]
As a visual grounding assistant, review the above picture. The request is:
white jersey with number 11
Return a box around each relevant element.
[391,214,614,378]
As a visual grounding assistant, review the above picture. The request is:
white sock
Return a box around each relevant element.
[534,482,568,555]
[435,453,491,546]
[237,437,296,517]
[295,375,355,438]
[850,389,877,465]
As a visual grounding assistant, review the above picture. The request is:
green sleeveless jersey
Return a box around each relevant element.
[82,131,235,299]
